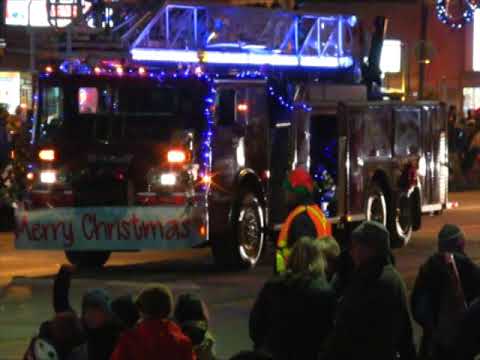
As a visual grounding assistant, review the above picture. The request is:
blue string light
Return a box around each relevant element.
[436,0,476,29]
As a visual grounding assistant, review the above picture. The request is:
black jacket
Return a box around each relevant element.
[456,297,480,360]
[249,273,335,360]
[411,252,480,358]
[323,256,416,360]
[54,268,124,360]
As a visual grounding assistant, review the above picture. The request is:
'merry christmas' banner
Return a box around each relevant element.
[15,206,202,251]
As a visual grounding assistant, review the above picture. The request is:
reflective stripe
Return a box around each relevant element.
[276,204,331,273]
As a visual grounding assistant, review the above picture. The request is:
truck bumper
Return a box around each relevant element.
[15,204,207,251]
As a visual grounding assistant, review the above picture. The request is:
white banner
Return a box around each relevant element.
[15,206,203,251]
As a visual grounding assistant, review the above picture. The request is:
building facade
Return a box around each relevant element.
[0,0,479,113]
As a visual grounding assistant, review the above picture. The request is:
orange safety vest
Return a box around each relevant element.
[276,204,331,273]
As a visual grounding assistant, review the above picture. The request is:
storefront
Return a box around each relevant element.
[0,72,32,114]
[463,9,480,114]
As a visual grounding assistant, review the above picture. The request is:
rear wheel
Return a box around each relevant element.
[211,192,264,270]
[366,185,387,226]
[65,251,111,268]
[391,193,413,248]
[366,183,412,248]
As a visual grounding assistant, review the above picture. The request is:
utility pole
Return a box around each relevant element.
[418,0,428,99]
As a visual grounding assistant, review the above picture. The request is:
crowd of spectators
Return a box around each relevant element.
[448,106,480,189]
[23,220,480,360]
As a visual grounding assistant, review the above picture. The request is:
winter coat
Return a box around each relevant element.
[249,272,335,360]
[456,297,480,360]
[323,256,416,360]
[110,319,195,360]
[411,252,480,359]
[53,269,124,360]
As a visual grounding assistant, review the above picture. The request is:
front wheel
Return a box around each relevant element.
[211,192,264,270]
[366,185,387,226]
[65,251,111,268]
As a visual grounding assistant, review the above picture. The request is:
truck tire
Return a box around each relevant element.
[366,184,387,226]
[65,251,111,268]
[391,193,413,248]
[411,188,422,231]
[211,192,264,270]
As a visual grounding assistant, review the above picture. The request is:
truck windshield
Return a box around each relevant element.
[37,83,193,143]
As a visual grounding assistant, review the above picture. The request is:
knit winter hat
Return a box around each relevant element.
[135,286,173,319]
[111,295,140,328]
[82,288,111,314]
[351,221,390,256]
[174,293,209,324]
[283,168,315,196]
[438,224,465,253]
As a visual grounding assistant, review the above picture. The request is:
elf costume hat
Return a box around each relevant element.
[283,168,315,196]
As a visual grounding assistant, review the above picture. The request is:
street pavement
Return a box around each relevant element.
[1,191,480,359]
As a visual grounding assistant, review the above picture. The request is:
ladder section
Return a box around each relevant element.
[130,1,357,69]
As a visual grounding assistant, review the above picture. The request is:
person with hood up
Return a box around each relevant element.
[323,221,416,360]
[53,266,124,360]
[111,286,195,360]
[175,293,216,360]
[411,224,480,360]
[250,236,337,360]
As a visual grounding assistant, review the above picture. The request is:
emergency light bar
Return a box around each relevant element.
[131,48,354,68]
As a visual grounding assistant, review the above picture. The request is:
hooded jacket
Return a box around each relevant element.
[323,255,416,360]
[110,319,195,360]
[249,273,335,360]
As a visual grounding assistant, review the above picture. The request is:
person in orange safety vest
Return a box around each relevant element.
[276,167,332,273]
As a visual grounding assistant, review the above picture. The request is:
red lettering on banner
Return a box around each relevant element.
[166,220,180,241]
[104,222,114,240]
[17,210,196,246]
[82,214,96,240]
[179,220,191,239]
[16,215,33,240]
[31,224,42,241]
[119,220,130,240]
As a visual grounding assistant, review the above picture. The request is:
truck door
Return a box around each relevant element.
[268,107,295,225]
[212,86,247,192]
[421,104,448,208]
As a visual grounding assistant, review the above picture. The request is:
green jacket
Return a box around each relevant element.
[324,256,416,360]
[250,273,335,360]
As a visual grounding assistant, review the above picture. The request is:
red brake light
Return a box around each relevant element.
[167,150,187,164]
[39,149,55,162]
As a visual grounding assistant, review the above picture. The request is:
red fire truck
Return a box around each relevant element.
[15,2,448,268]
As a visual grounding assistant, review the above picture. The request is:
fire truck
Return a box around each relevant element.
[15,1,448,268]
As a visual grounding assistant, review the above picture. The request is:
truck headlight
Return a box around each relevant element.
[160,173,177,186]
[40,170,57,184]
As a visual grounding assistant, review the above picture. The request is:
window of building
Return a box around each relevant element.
[463,87,480,113]
[474,9,480,72]
[380,39,402,74]
[5,0,90,27]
